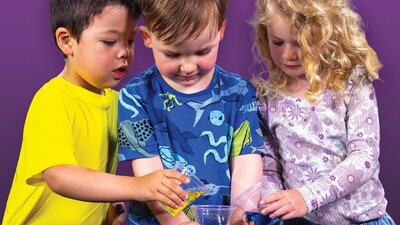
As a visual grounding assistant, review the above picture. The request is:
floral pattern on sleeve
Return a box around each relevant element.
[258,66,387,223]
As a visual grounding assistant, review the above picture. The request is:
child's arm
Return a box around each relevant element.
[257,95,285,191]
[261,72,380,219]
[131,156,193,225]
[42,163,189,208]
[230,154,263,224]
[259,152,308,221]
[261,135,285,191]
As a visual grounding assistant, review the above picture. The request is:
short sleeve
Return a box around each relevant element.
[117,84,160,161]
[231,79,265,157]
[23,90,78,185]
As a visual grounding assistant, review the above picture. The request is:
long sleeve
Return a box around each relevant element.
[298,77,381,212]
[257,97,284,192]
[264,66,387,224]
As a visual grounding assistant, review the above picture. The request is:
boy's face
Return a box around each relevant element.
[64,5,137,94]
[140,23,226,94]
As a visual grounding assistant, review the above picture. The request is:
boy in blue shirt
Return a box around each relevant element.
[117,0,265,224]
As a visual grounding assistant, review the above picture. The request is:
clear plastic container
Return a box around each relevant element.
[160,162,207,217]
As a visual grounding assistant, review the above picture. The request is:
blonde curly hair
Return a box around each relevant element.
[252,0,381,102]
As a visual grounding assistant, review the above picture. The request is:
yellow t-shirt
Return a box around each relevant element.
[3,77,118,225]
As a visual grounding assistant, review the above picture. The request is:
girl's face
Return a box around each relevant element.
[267,16,305,79]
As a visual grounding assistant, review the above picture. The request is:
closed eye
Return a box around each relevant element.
[164,52,180,58]
[102,40,116,46]
[272,40,283,46]
[196,49,211,56]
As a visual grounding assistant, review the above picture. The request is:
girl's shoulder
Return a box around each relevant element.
[252,77,280,100]
[348,65,374,86]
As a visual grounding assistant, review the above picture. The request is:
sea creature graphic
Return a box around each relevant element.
[209,110,225,126]
[204,183,230,196]
[159,146,196,173]
[118,119,156,158]
[141,92,196,155]
[119,87,143,118]
[231,120,252,156]
[159,92,182,111]
[187,79,248,127]
[202,125,233,178]
[201,124,233,164]
[166,121,197,154]
[186,91,220,127]
[200,180,230,198]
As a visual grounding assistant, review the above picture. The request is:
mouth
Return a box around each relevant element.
[183,75,197,80]
[113,66,127,79]
[283,64,301,70]
[180,72,200,81]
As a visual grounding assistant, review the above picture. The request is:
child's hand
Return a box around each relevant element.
[105,202,126,225]
[260,189,308,220]
[134,169,189,209]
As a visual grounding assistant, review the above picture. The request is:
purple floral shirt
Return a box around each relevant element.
[258,66,388,225]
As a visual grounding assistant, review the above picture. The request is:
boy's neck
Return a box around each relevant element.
[58,68,105,95]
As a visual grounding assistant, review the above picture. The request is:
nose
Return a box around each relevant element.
[180,60,197,75]
[282,45,298,61]
[118,44,133,59]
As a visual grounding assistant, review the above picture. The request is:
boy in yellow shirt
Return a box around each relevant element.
[2,0,189,224]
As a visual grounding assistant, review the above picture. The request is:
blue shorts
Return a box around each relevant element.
[360,214,396,225]
[282,213,395,225]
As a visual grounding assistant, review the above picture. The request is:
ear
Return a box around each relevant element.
[139,26,152,48]
[219,20,227,41]
[55,27,75,56]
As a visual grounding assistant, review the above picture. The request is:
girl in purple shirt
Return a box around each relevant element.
[251,0,395,224]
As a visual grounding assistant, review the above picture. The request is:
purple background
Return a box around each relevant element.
[1,0,398,222]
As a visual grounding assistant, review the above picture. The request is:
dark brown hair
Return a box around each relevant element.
[50,0,141,42]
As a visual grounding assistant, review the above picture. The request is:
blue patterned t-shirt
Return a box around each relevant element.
[118,65,265,224]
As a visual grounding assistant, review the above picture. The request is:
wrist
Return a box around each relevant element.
[296,186,314,213]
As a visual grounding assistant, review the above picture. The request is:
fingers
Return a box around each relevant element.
[164,169,190,184]
[260,191,282,205]
[156,181,187,208]
[151,170,191,208]
[280,210,300,220]
[259,191,283,215]
[260,190,307,220]
[162,172,189,199]
[135,169,192,209]
[157,194,181,209]
[267,203,291,218]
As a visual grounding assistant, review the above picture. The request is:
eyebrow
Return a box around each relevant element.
[161,43,214,54]
[100,29,137,36]
[267,32,282,40]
